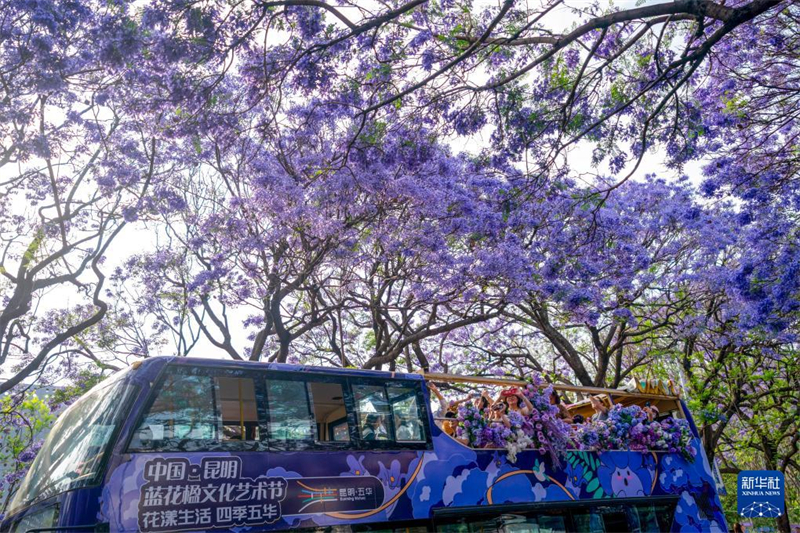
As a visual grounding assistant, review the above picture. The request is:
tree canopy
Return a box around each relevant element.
[1,0,798,526]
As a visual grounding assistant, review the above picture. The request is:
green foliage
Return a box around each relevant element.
[549,56,572,92]
[565,451,606,498]
[21,229,45,269]
[0,393,55,511]
[364,330,377,350]
[359,121,387,146]
[50,371,105,406]
[610,82,626,104]
[722,93,748,118]
[0,371,106,513]
[0,394,55,455]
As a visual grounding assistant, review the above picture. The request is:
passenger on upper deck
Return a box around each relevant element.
[489,400,511,428]
[427,383,460,437]
[427,382,449,418]
[472,391,493,412]
[427,382,478,416]
[644,403,660,423]
[549,390,573,423]
[443,411,458,437]
[590,395,610,421]
[498,388,534,416]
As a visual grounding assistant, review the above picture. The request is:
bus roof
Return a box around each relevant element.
[130,358,679,401]
[136,356,425,381]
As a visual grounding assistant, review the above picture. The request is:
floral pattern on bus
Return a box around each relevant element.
[100,433,726,532]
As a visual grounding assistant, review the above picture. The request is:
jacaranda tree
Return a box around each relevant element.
[1,0,798,527]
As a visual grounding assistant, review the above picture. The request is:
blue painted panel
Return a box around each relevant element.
[93,433,727,532]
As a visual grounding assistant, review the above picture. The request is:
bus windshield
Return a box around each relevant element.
[8,372,136,513]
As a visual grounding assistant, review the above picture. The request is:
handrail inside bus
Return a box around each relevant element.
[421,372,680,401]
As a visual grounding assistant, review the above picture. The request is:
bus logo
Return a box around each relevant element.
[137,457,387,531]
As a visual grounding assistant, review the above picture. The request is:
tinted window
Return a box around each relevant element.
[129,368,260,451]
[435,499,677,532]
[9,372,136,513]
[11,506,57,533]
[218,377,259,441]
[130,371,217,450]
[127,366,429,452]
[308,381,349,442]
[266,379,314,442]
[388,386,425,442]
[353,384,394,441]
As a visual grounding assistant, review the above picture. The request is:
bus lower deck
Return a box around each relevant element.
[1,357,728,533]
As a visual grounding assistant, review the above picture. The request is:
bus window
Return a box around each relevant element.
[308,381,349,442]
[266,379,314,443]
[388,386,425,442]
[571,501,675,532]
[129,368,261,451]
[352,384,394,441]
[129,371,218,450]
[436,498,678,532]
[8,373,136,514]
[10,505,57,533]
[217,377,259,441]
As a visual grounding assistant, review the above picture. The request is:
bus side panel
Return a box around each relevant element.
[98,431,727,532]
[99,449,424,532]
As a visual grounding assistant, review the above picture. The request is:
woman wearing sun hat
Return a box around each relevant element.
[498,387,535,416]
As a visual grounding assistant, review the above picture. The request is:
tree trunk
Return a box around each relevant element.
[762,438,791,533]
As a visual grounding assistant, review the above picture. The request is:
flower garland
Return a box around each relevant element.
[521,384,572,464]
[456,404,514,449]
[454,378,573,463]
[455,404,489,447]
[502,410,537,463]
[577,404,697,461]
[453,379,697,463]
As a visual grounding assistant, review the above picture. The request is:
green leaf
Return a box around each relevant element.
[22,228,45,269]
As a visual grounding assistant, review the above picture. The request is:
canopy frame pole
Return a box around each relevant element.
[421,372,680,401]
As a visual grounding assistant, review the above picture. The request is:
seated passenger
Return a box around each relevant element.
[443,410,458,437]
[590,395,609,421]
[395,414,418,441]
[550,391,573,422]
[362,413,386,441]
[644,404,660,423]
[499,388,534,416]
[377,415,389,438]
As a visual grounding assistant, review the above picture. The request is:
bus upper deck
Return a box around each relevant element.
[1,357,728,533]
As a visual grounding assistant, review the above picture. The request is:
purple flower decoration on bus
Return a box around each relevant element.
[343,454,369,477]
[378,459,403,490]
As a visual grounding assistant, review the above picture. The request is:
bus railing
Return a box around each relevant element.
[421,372,680,401]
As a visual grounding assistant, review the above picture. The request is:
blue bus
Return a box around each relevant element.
[1,357,728,532]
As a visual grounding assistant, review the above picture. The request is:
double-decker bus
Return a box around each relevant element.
[1,357,728,532]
